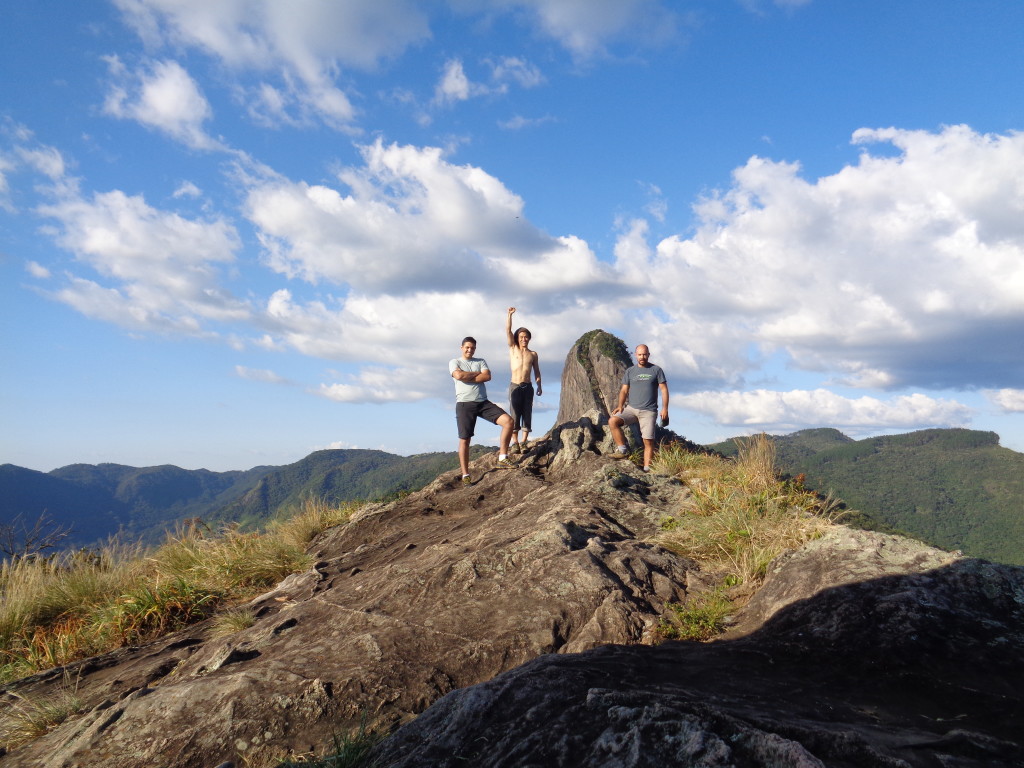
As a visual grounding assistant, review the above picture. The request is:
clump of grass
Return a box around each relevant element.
[279,718,384,768]
[211,606,257,637]
[659,589,734,641]
[270,496,361,550]
[0,499,360,687]
[657,433,837,586]
[0,671,85,750]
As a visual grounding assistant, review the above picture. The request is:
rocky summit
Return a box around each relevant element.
[1,332,1022,768]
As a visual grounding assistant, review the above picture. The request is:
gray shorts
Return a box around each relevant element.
[616,405,657,440]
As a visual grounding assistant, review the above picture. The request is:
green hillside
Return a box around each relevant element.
[212,447,490,528]
[1,447,489,551]
[711,428,1024,565]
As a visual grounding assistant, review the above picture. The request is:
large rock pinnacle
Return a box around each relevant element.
[555,329,632,426]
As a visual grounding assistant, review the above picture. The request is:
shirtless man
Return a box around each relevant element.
[506,307,542,453]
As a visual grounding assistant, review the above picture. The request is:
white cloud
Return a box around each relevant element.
[630,125,1024,390]
[484,0,680,59]
[498,114,556,131]
[317,366,438,403]
[103,57,222,150]
[234,365,291,384]
[38,188,249,332]
[434,59,479,105]
[434,56,543,107]
[987,389,1024,413]
[25,261,51,279]
[0,120,69,210]
[679,389,972,433]
[172,181,202,199]
[112,0,430,128]
[246,139,601,296]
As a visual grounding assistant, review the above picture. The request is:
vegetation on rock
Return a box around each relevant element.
[0,497,358,690]
[712,428,1024,565]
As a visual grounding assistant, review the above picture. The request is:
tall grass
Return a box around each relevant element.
[655,434,838,587]
[0,496,357,685]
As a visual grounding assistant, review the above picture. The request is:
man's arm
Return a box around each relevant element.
[452,367,491,383]
[612,383,629,414]
[659,381,669,421]
[506,307,516,347]
[532,353,542,396]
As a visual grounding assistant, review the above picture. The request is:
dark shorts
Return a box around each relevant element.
[456,400,508,440]
[508,382,534,431]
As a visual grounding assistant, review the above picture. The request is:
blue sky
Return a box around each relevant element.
[2,0,1023,472]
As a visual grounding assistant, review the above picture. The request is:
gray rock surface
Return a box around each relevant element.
[371,528,1024,768]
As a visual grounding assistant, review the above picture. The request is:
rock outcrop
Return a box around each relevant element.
[556,329,633,425]
[370,528,1024,767]
[0,427,695,768]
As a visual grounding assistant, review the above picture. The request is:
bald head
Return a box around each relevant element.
[635,345,650,366]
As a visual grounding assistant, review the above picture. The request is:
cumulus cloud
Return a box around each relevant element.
[245,138,613,298]
[317,366,438,403]
[112,0,430,128]
[37,188,249,332]
[678,389,972,434]
[103,56,222,150]
[0,120,68,210]
[25,261,51,279]
[988,389,1024,413]
[632,125,1024,391]
[434,57,544,107]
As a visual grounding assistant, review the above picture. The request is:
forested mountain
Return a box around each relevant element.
[711,428,1024,565]
[1,447,486,550]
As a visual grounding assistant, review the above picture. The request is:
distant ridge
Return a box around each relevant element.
[711,427,1024,565]
[0,447,488,550]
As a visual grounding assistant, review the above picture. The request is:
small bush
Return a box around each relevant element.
[211,606,257,637]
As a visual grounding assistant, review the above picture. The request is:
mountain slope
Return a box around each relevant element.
[1,448,487,550]
[712,428,1024,565]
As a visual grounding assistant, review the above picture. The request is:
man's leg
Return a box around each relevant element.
[497,413,513,456]
[608,415,629,455]
[509,384,523,448]
[642,438,654,470]
[458,437,471,476]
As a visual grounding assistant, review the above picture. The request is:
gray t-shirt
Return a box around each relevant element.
[450,357,489,402]
[622,364,666,411]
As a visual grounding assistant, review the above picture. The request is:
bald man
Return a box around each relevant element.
[608,344,669,471]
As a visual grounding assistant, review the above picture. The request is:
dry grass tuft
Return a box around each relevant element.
[655,434,838,588]
[0,499,360,687]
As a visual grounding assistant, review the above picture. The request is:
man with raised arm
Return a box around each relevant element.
[608,344,670,473]
[450,336,515,485]
[505,307,542,453]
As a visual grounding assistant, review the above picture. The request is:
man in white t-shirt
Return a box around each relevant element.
[450,336,515,484]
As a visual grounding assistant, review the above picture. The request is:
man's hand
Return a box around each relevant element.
[537,384,543,397]
[508,307,515,316]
